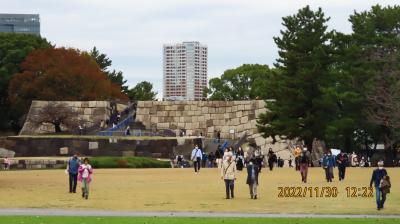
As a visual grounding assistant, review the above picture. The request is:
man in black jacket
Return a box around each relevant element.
[370,161,388,210]
[336,152,348,181]
[246,159,260,199]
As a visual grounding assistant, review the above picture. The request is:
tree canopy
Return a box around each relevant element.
[89,46,129,93]
[257,6,334,151]
[8,47,127,118]
[127,81,158,101]
[207,64,272,100]
[0,33,52,130]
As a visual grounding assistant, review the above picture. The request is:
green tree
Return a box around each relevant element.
[0,33,52,131]
[127,81,158,101]
[257,6,334,151]
[207,64,272,100]
[89,46,129,93]
[348,5,400,159]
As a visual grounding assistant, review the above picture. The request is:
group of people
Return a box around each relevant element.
[190,144,260,199]
[66,154,93,200]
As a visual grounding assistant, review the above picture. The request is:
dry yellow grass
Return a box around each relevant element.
[0,167,398,214]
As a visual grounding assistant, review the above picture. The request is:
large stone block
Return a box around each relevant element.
[89,101,96,107]
[84,108,92,115]
[210,107,217,113]
[231,118,240,126]
[241,116,248,124]
[236,111,243,117]
[202,107,208,114]
[144,101,153,107]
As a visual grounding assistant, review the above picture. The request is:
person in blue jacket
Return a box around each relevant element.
[322,151,335,182]
[370,161,388,210]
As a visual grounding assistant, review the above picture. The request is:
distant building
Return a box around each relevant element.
[0,14,40,35]
[163,41,207,101]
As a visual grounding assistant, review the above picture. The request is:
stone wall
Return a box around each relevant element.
[20,100,112,135]
[135,100,266,139]
[4,136,201,159]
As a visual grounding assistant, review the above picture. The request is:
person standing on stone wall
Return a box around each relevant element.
[221,153,236,199]
[299,148,311,183]
[66,154,81,193]
[191,145,202,173]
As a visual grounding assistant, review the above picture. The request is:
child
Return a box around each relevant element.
[379,175,391,209]
[78,158,93,200]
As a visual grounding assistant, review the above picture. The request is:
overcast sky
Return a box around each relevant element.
[4,0,399,98]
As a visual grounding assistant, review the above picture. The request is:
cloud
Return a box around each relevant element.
[3,0,400,99]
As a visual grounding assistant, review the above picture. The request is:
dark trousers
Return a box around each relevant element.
[201,159,206,168]
[224,179,234,199]
[338,166,346,180]
[381,191,387,208]
[324,167,333,182]
[69,173,78,193]
[194,157,201,172]
[268,161,274,171]
[256,158,263,173]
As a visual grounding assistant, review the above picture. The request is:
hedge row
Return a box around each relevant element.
[88,156,170,169]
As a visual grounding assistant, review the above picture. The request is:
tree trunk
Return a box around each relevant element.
[54,123,62,133]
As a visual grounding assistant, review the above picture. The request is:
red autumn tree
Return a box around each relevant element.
[8,47,127,117]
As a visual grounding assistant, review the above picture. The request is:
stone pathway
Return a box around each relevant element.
[0,209,399,218]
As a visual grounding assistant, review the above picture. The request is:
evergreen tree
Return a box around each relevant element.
[258,6,334,151]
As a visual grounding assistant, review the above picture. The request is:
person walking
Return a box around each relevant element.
[288,156,293,168]
[299,147,311,183]
[66,154,81,193]
[336,151,348,181]
[322,151,335,182]
[294,146,302,171]
[201,151,208,168]
[246,159,260,199]
[236,147,244,171]
[78,158,93,200]
[191,145,202,173]
[221,153,236,199]
[215,146,223,168]
[370,161,388,210]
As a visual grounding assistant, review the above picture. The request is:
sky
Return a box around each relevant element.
[3,0,399,99]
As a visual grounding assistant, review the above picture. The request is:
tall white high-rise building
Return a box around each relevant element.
[163,41,207,100]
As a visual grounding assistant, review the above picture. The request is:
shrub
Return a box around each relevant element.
[88,157,170,169]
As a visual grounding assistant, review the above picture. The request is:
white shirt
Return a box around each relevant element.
[81,164,92,178]
[191,148,202,161]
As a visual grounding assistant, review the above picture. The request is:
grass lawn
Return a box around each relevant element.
[0,168,399,214]
[0,217,399,224]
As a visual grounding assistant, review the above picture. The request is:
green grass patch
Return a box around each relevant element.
[0,217,399,224]
[89,156,170,168]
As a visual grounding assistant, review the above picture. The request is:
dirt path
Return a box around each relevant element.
[0,208,399,218]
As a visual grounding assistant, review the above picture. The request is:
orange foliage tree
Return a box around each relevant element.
[8,47,127,117]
